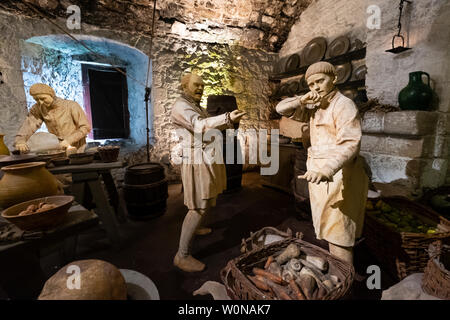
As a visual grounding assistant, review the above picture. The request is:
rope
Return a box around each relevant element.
[146,0,158,88]
[396,0,411,37]
[144,0,158,162]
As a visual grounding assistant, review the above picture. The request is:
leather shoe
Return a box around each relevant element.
[174,253,205,272]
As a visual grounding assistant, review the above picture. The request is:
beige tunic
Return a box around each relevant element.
[277,90,368,247]
[15,97,91,152]
[171,95,231,210]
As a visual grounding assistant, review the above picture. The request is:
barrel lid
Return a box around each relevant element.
[127,162,163,173]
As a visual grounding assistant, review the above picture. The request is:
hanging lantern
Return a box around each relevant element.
[386,0,412,54]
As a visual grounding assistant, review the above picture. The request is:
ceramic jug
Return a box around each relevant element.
[0,133,10,156]
[398,71,433,110]
[0,161,60,208]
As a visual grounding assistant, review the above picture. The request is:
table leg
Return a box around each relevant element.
[62,235,78,263]
[71,182,86,205]
[101,172,119,209]
[87,179,122,248]
[101,172,127,223]
[116,188,129,224]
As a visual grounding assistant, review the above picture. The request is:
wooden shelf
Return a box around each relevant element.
[270,80,366,101]
[269,47,367,81]
[337,79,366,90]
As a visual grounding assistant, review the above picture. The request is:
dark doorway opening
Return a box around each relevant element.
[81,64,130,140]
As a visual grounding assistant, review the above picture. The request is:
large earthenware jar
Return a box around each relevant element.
[0,161,59,208]
[398,71,433,110]
[0,133,10,156]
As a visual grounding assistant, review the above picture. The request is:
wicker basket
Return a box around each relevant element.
[98,146,120,162]
[419,186,450,229]
[239,227,302,254]
[221,237,354,300]
[363,196,450,281]
[422,241,450,300]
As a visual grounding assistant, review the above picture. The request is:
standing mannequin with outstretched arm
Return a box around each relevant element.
[171,73,246,272]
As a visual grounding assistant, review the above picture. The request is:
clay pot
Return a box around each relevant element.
[0,133,10,156]
[0,161,60,209]
[398,71,433,110]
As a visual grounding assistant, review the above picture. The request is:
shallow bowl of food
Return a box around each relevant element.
[1,195,74,231]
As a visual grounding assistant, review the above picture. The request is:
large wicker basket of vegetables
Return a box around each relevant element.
[221,237,354,300]
[363,196,450,280]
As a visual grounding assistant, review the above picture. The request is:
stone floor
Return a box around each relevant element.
[2,172,398,299]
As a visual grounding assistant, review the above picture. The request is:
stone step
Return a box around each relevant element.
[361,134,435,158]
[361,151,448,191]
[362,111,439,136]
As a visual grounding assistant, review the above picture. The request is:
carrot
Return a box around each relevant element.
[289,279,306,300]
[253,267,284,285]
[248,276,270,291]
[264,256,274,270]
[264,278,292,300]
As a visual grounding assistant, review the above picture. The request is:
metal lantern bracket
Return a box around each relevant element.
[386,0,412,54]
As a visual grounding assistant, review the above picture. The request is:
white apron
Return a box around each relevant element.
[307,92,368,247]
[171,95,232,210]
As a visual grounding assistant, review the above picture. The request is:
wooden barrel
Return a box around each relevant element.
[224,135,243,192]
[206,95,239,116]
[207,95,242,192]
[123,163,168,220]
[225,163,243,192]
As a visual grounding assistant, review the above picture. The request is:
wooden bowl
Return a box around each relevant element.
[69,153,94,165]
[51,157,70,166]
[1,195,74,231]
[36,150,66,166]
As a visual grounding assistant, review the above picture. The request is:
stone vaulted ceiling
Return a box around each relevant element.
[0,0,313,52]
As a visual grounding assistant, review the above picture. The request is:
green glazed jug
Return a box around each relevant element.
[398,71,433,110]
[0,133,10,156]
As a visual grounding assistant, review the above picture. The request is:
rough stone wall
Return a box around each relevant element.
[0,9,276,182]
[280,0,450,109]
[361,111,448,197]
[279,0,450,195]
[21,42,84,112]
[0,0,313,52]
[279,0,367,58]
[150,38,278,177]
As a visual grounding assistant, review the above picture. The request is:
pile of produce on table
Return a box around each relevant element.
[365,199,442,234]
[247,244,342,300]
[17,202,57,216]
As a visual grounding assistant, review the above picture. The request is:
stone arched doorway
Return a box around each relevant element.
[21,35,151,146]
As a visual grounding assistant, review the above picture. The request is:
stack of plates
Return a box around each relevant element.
[302,37,327,66]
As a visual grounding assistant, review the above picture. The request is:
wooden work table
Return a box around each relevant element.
[48,161,124,174]
[0,204,99,299]
[0,204,98,253]
[49,161,126,247]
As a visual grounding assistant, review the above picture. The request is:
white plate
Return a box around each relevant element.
[119,269,160,300]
